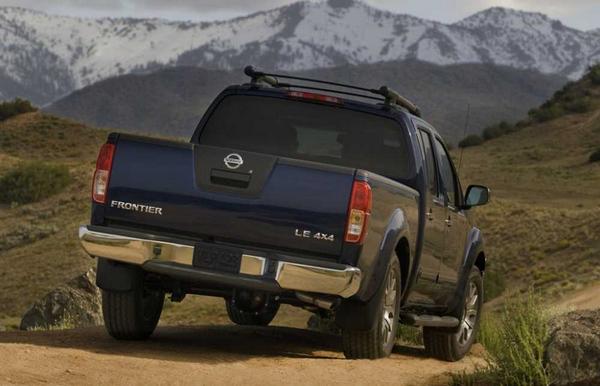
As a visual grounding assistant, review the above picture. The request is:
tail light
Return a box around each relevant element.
[92,143,116,204]
[287,91,341,104]
[345,180,372,244]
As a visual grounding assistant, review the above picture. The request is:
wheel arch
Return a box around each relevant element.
[394,236,411,297]
[446,227,486,318]
[336,208,412,330]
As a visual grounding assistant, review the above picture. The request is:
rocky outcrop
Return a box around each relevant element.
[20,269,102,330]
[545,309,600,386]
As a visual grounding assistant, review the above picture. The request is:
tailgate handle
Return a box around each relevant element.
[210,169,251,188]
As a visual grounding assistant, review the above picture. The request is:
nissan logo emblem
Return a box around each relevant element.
[224,153,243,169]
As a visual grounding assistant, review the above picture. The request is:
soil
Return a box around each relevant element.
[0,325,485,386]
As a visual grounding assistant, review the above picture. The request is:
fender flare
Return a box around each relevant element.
[446,227,486,318]
[336,208,411,330]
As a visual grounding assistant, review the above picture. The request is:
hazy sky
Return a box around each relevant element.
[1,0,598,31]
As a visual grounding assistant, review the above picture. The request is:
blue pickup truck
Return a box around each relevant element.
[79,67,490,360]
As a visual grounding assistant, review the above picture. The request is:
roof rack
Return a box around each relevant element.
[243,65,422,117]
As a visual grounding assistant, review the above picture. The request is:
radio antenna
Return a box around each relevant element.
[457,103,471,175]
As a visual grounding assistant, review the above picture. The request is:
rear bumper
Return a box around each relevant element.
[79,225,361,298]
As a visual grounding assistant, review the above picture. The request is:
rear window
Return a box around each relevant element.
[198,95,413,180]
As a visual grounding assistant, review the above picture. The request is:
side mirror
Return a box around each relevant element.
[463,185,490,209]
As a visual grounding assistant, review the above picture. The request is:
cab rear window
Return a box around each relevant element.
[198,95,414,181]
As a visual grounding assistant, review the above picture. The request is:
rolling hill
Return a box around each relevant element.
[0,67,598,329]
[46,60,567,143]
[458,68,600,298]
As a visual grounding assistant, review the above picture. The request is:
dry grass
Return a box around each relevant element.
[457,83,600,299]
[0,113,106,326]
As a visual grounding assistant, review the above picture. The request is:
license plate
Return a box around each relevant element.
[192,242,242,274]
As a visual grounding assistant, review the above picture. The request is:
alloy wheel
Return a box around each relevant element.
[457,281,479,346]
[381,267,398,346]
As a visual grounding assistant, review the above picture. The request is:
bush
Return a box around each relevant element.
[590,149,600,163]
[0,162,71,205]
[0,98,37,121]
[396,324,422,345]
[482,125,503,141]
[453,291,550,385]
[458,134,483,148]
[565,97,592,114]
[482,121,513,141]
[589,65,600,85]
[529,105,564,123]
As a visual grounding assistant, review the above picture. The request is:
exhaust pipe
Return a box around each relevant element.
[296,292,338,310]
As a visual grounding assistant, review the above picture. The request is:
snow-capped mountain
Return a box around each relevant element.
[0,0,598,104]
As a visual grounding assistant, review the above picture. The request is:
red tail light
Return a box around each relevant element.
[287,91,341,104]
[92,143,116,204]
[345,180,372,244]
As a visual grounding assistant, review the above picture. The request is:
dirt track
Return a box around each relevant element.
[0,325,485,386]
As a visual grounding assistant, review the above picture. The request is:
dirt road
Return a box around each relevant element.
[554,283,600,312]
[0,325,484,386]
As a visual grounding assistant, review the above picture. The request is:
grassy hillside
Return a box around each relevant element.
[0,68,598,330]
[458,68,600,298]
[0,113,107,327]
[46,60,567,143]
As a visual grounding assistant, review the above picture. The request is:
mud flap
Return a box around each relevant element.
[96,258,140,292]
[335,274,387,330]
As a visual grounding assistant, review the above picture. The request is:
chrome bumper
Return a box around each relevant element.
[79,226,361,298]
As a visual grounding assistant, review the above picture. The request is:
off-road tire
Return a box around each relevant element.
[101,269,164,340]
[342,257,401,359]
[423,266,483,362]
[225,297,280,326]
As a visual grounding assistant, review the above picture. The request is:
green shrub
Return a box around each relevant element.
[482,121,514,141]
[396,324,422,345]
[565,97,592,114]
[589,65,600,85]
[453,291,550,386]
[458,134,484,148]
[0,98,37,121]
[529,105,564,123]
[590,149,600,163]
[482,125,503,141]
[0,162,71,205]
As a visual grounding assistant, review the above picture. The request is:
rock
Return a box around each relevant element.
[545,309,600,386]
[20,269,102,331]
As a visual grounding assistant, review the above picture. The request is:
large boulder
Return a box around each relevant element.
[545,309,600,386]
[20,269,102,330]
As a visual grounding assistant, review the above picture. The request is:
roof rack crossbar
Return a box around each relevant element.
[244,65,422,117]
[244,66,378,94]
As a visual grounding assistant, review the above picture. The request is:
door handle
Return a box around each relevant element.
[445,218,452,227]
[426,209,434,221]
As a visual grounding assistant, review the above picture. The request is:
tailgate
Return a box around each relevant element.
[103,136,355,257]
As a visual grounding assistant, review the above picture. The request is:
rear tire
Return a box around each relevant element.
[225,295,280,326]
[423,266,483,361]
[342,257,401,359]
[101,268,164,340]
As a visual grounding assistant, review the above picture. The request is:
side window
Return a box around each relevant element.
[433,138,458,207]
[416,129,438,197]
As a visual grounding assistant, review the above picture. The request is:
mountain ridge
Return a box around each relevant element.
[0,1,597,104]
[46,59,567,142]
